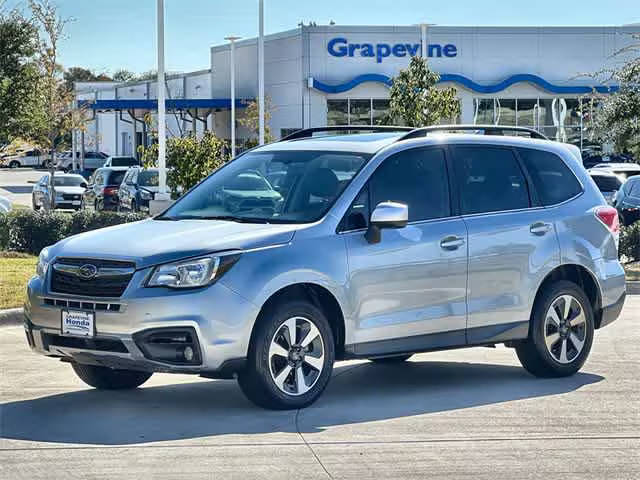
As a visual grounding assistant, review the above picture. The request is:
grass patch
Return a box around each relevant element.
[0,253,37,309]
[625,262,640,282]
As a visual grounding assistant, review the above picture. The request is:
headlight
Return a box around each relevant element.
[146,254,240,289]
[140,190,153,200]
[36,247,50,278]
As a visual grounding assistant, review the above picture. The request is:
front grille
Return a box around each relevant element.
[43,297,122,312]
[43,333,128,353]
[62,194,81,200]
[51,258,135,298]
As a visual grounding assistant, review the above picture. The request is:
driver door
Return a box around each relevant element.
[341,147,468,356]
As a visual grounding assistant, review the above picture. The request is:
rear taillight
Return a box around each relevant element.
[595,206,620,234]
[103,186,118,196]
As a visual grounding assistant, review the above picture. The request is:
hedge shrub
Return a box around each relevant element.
[0,210,147,255]
[620,222,640,264]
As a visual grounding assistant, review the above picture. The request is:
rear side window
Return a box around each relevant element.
[518,148,582,206]
[630,179,640,197]
[369,147,450,222]
[452,146,530,215]
[591,175,622,192]
[107,171,126,185]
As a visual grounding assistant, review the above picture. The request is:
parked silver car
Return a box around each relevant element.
[24,126,626,409]
[32,173,88,211]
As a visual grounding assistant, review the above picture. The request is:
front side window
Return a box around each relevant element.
[517,148,582,205]
[138,170,159,187]
[452,146,530,215]
[369,148,450,222]
[161,150,370,223]
[629,179,640,197]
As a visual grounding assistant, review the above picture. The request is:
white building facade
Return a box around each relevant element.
[78,24,638,157]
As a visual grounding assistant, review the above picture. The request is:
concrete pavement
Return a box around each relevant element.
[0,168,45,208]
[1,296,639,479]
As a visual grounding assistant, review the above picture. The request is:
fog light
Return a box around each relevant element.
[183,346,194,362]
[133,327,202,366]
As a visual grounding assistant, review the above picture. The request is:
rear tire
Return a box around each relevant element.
[516,280,594,378]
[32,195,40,211]
[369,354,413,363]
[131,200,137,212]
[238,299,335,410]
[9,160,19,168]
[71,363,152,390]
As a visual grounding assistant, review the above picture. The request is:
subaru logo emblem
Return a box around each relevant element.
[78,264,98,280]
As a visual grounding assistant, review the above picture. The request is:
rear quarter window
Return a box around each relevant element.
[517,148,583,206]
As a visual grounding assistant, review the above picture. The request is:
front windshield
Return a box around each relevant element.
[161,150,370,223]
[138,170,159,187]
[54,176,84,187]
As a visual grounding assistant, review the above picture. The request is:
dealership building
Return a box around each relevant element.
[76,24,638,157]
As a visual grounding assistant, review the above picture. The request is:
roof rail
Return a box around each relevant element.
[398,125,549,141]
[280,125,414,141]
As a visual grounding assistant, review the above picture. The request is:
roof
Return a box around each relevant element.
[254,131,576,158]
[592,163,640,170]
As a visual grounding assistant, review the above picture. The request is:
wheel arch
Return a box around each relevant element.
[532,263,603,328]
[251,282,347,359]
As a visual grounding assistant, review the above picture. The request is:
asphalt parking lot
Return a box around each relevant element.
[0,168,45,208]
[0,295,638,479]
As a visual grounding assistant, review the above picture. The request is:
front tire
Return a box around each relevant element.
[71,363,152,389]
[238,299,335,410]
[9,160,20,168]
[516,281,594,378]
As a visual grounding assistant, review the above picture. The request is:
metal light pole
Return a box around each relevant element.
[156,0,168,199]
[258,0,265,145]
[225,36,241,157]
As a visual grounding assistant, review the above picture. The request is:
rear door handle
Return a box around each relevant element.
[530,222,552,236]
[440,235,465,250]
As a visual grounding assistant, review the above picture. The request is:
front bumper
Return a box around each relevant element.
[25,270,258,375]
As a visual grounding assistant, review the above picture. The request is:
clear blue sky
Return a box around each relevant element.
[10,0,640,75]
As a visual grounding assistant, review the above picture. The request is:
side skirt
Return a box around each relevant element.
[343,320,529,359]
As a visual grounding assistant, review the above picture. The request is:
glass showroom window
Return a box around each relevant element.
[327,99,390,126]
[473,97,588,144]
[372,99,390,125]
[327,99,348,126]
[349,99,372,125]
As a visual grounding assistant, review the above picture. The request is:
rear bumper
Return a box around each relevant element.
[599,291,626,329]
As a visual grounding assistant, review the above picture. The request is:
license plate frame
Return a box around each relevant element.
[61,310,95,338]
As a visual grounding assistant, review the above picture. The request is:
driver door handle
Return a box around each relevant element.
[440,235,465,250]
[530,221,552,236]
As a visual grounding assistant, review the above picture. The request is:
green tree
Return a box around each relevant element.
[387,56,461,127]
[139,132,229,196]
[27,0,86,210]
[593,35,640,159]
[63,66,111,90]
[0,4,40,143]
[112,68,136,82]
[238,96,273,147]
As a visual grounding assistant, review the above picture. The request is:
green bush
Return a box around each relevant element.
[620,222,640,264]
[0,212,8,250]
[0,210,147,255]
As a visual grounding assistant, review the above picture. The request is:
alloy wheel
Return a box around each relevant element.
[268,316,325,396]
[543,294,587,364]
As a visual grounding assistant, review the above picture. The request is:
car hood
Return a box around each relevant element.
[52,219,297,269]
[54,186,85,195]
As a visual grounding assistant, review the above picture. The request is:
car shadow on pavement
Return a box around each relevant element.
[0,360,602,445]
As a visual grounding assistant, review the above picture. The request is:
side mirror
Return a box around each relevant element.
[80,182,88,189]
[365,201,408,244]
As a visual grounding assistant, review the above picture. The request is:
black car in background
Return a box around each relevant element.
[118,167,159,212]
[82,167,127,211]
[613,175,640,226]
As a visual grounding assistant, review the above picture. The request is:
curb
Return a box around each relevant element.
[0,307,23,326]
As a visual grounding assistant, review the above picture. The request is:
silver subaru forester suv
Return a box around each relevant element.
[24,126,626,409]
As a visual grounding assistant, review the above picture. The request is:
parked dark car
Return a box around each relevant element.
[82,167,128,211]
[118,167,159,212]
[613,175,640,226]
